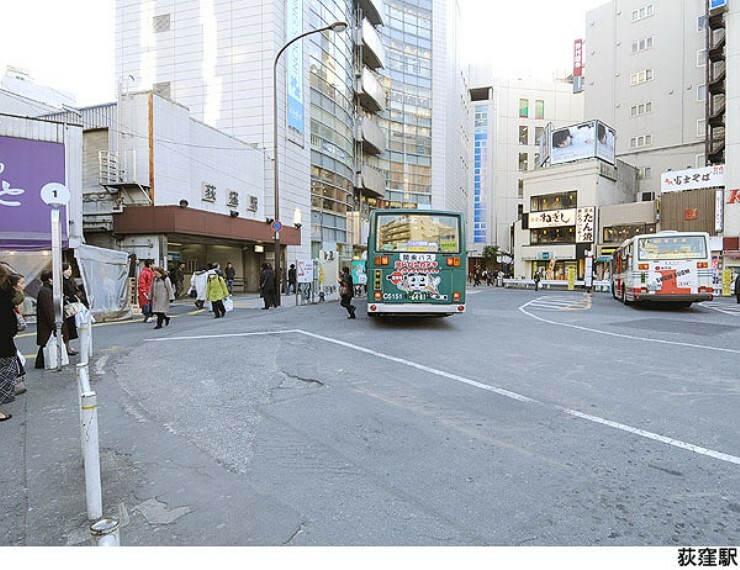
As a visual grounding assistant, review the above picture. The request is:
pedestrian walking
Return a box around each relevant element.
[339,266,356,319]
[0,270,26,421]
[171,262,186,297]
[259,263,276,310]
[206,267,229,318]
[137,259,155,323]
[287,263,297,296]
[149,267,175,329]
[225,262,236,296]
[735,272,740,304]
[492,268,499,287]
[534,271,541,292]
[62,263,82,356]
[34,270,68,369]
[189,266,209,309]
[473,269,481,287]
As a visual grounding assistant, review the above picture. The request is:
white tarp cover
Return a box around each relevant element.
[74,244,131,320]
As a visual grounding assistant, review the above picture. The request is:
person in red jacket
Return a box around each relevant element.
[137,259,155,323]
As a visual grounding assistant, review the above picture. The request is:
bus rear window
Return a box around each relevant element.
[376,214,460,253]
[637,236,707,260]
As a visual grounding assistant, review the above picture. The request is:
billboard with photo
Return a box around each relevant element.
[550,120,615,166]
[595,122,615,165]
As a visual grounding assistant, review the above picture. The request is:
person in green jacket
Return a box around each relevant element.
[206,269,230,318]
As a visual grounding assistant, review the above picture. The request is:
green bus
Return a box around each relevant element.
[366,209,467,317]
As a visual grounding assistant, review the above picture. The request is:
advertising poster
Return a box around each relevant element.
[0,136,67,250]
[644,261,697,295]
[551,121,596,165]
[595,121,615,165]
[286,0,304,136]
[296,259,314,284]
[550,120,616,166]
[351,260,367,285]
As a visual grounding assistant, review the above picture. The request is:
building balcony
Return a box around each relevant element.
[355,164,386,198]
[708,104,725,128]
[356,0,385,27]
[354,116,386,155]
[357,19,385,70]
[355,67,386,113]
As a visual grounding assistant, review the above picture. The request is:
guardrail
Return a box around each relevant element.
[503,279,612,292]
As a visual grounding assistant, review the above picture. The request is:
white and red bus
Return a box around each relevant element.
[611,231,713,307]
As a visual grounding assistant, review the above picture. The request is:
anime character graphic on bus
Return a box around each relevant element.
[387,271,448,301]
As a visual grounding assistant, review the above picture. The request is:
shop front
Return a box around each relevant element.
[113,206,300,293]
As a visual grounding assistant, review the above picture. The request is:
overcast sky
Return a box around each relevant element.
[0,0,607,107]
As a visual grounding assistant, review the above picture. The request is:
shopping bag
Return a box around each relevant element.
[43,336,69,369]
[206,300,212,312]
[224,297,234,312]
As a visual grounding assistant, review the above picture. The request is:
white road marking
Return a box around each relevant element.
[146,328,740,466]
[146,330,299,342]
[519,299,740,355]
[702,303,740,316]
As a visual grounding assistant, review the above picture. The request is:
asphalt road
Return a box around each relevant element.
[2,289,739,548]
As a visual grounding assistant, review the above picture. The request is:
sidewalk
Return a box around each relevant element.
[0,290,313,547]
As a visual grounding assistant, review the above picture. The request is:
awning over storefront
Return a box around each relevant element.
[112,206,301,245]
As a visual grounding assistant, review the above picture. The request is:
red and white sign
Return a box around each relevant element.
[573,39,583,77]
[661,165,724,193]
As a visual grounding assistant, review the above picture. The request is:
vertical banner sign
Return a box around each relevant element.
[573,39,584,93]
[286,0,304,137]
[722,268,732,297]
[573,39,583,77]
[576,207,595,243]
[567,267,576,291]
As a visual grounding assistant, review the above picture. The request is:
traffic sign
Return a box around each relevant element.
[271,220,283,232]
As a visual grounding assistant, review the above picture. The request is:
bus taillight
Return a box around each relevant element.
[457,305,465,312]
[374,292,382,300]
[697,261,708,268]
[446,257,461,267]
[453,292,461,300]
[638,263,649,270]
[375,256,389,266]
[370,305,377,311]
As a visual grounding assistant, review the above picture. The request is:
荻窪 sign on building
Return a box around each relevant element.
[661,165,724,193]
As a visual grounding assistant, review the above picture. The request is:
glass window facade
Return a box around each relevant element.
[376,0,434,207]
[530,191,577,212]
[309,0,355,248]
[473,105,489,244]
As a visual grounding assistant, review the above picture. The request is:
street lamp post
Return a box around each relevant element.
[273,20,348,306]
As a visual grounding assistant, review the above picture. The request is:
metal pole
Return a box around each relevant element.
[272,22,348,308]
[50,207,64,371]
[273,56,281,307]
[80,384,102,520]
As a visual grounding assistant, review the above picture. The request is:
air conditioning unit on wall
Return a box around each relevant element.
[640,191,655,202]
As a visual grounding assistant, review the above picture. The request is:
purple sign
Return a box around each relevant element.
[0,136,66,251]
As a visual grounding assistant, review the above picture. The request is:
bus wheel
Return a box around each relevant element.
[611,282,618,300]
[621,286,631,306]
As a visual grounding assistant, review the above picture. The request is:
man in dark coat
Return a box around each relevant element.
[35,270,68,369]
[259,263,276,310]
[339,266,356,319]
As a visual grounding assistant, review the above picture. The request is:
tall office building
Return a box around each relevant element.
[115,0,467,264]
[584,0,707,195]
[467,70,584,254]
